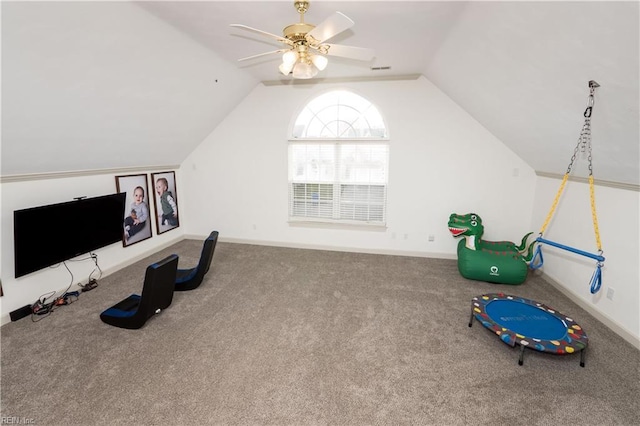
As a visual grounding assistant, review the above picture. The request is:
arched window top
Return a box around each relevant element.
[291,90,388,139]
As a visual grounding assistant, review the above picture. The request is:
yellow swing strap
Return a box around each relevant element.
[538,173,569,235]
[589,175,602,252]
[539,172,602,252]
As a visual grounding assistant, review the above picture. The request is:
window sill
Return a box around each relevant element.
[288,219,387,231]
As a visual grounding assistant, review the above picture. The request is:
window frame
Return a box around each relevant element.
[287,90,389,228]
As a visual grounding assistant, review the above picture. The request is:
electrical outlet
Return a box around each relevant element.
[606,287,615,300]
[428,235,435,242]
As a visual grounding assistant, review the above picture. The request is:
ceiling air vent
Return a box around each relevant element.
[371,66,391,71]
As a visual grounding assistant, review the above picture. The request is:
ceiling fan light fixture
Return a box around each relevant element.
[311,54,328,71]
[232,1,373,80]
[279,61,295,75]
[292,61,317,79]
[282,50,298,66]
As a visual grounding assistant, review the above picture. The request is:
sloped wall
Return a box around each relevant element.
[180,76,537,256]
[1,1,256,176]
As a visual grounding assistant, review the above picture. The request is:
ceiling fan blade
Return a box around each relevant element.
[324,44,375,61]
[230,24,292,45]
[306,12,354,43]
[238,50,287,62]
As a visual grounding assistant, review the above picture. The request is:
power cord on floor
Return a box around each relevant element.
[31,290,81,322]
[79,278,98,292]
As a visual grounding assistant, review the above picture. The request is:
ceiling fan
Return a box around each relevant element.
[230,0,374,79]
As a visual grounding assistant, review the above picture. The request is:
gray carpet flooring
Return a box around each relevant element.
[1,239,639,425]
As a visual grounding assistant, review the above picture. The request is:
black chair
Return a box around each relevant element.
[100,254,179,329]
[174,231,219,291]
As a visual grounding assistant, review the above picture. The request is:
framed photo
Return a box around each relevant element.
[151,171,180,234]
[115,174,153,247]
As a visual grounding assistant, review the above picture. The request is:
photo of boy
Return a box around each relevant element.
[115,174,153,247]
[151,171,180,234]
[123,186,149,240]
[155,177,178,226]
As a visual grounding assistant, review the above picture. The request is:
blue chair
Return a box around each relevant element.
[175,231,218,291]
[100,254,178,329]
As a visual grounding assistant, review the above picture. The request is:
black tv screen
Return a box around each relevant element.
[14,193,126,278]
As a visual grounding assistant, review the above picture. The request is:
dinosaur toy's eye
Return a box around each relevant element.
[471,215,477,220]
[471,220,478,226]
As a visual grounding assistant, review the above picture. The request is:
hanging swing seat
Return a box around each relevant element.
[532,80,605,294]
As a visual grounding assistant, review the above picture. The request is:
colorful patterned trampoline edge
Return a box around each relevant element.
[470,293,588,363]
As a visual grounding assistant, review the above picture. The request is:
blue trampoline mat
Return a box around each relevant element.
[485,299,568,340]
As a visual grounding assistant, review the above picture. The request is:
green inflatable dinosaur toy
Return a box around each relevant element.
[447,213,535,285]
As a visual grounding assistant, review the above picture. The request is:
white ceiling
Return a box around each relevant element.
[3,1,639,186]
[139,0,639,186]
[138,1,468,82]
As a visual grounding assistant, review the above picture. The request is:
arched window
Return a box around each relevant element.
[292,90,388,139]
[288,90,389,225]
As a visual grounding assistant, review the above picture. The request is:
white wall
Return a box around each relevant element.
[2,1,256,176]
[0,170,184,324]
[532,177,640,343]
[180,75,537,257]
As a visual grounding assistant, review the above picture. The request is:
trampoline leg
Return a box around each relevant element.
[468,310,475,327]
[518,345,525,366]
[580,348,586,368]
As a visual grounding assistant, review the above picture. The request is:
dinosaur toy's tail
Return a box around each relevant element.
[516,232,534,252]
[522,239,538,262]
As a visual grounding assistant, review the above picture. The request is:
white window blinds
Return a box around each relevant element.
[289,143,388,224]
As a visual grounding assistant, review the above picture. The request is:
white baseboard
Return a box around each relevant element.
[541,272,640,350]
[212,236,457,260]
[96,235,185,276]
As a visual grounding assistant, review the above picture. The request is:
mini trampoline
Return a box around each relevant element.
[469,293,588,366]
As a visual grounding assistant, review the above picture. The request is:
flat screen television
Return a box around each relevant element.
[14,193,126,278]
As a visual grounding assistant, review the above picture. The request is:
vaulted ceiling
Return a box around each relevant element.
[2,1,638,185]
